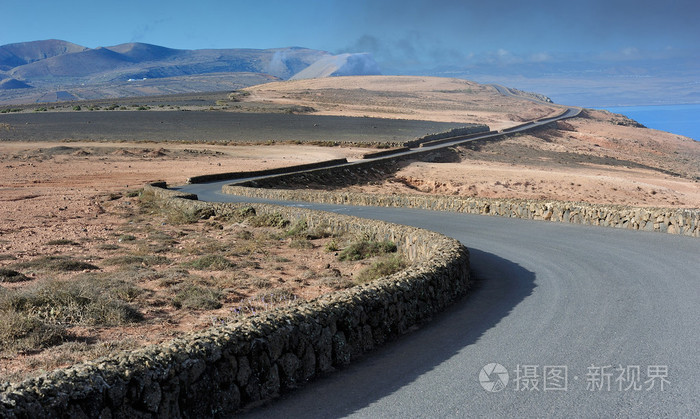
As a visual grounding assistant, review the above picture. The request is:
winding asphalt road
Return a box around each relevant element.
[177,182,700,417]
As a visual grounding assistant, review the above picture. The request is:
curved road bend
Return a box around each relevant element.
[175,184,700,417]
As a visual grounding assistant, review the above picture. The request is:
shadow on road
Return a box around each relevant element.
[242,247,536,418]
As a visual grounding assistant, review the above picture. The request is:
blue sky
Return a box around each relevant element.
[2,0,698,71]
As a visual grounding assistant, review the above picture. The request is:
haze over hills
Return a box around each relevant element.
[0,40,381,104]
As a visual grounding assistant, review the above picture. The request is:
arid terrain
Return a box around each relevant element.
[1,75,699,382]
[0,142,388,381]
[243,76,700,207]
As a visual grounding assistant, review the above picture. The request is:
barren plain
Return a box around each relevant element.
[1,75,699,381]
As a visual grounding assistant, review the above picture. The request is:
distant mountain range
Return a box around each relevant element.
[0,40,381,104]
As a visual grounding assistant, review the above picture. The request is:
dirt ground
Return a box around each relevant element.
[1,75,698,382]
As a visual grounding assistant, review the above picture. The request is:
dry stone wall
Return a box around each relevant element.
[404,125,490,148]
[0,184,470,418]
[223,185,700,237]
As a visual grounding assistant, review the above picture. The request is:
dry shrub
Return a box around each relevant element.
[183,255,236,270]
[171,284,222,310]
[0,310,68,353]
[0,268,31,283]
[355,255,407,283]
[0,276,143,327]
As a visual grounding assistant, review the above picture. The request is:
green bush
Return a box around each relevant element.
[338,240,397,261]
[72,105,81,111]
[286,220,334,240]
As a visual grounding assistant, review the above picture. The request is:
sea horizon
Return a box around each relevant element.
[598,103,699,141]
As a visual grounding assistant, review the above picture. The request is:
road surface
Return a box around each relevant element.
[175,184,700,417]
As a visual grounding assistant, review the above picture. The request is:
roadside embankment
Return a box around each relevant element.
[187,158,349,184]
[0,183,470,417]
[223,185,700,237]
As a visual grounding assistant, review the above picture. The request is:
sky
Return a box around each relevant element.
[2,0,698,68]
[2,0,698,106]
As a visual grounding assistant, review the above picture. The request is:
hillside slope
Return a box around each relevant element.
[0,40,380,104]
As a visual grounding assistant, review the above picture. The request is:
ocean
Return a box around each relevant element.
[601,104,699,141]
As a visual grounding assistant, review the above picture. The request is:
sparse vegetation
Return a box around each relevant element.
[0,185,404,380]
[285,219,308,237]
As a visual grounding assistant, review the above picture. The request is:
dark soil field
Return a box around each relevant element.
[0,110,467,145]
